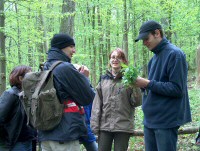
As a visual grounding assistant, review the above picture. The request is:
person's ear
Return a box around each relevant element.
[19,76,23,82]
[155,29,161,37]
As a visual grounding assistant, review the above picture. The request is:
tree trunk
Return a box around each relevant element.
[97,6,103,76]
[60,0,75,37]
[85,3,94,85]
[91,6,97,86]
[116,10,120,47]
[160,1,173,41]
[105,9,111,71]
[41,16,48,53]
[142,46,148,78]
[129,0,138,66]
[15,3,21,64]
[0,0,6,94]
[38,8,48,63]
[196,45,200,87]
[166,8,172,42]
[132,126,199,136]
[141,16,148,78]
[27,6,34,67]
[123,0,128,60]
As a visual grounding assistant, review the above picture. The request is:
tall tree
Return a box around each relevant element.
[104,9,111,70]
[130,0,139,66]
[91,6,97,85]
[97,5,103,76]
[0,0,6,94]
[27,6,34,67]
[197,45,200,87]
[123,0,128,60]
[14,3,22,64]
[38,7,48,63]
[60,0,75,37]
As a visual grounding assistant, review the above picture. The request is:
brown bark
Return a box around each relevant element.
[15,3,21,64]
[60,0,75,37]
[123,0,128,60]
[160,1,173,41]
[132,126,199,136]
[91,6,97,86]
[105,9,111,71]
[196,45,200,87]
[27,6,34,67]
[38,8,48,63]
[97,6,103,76]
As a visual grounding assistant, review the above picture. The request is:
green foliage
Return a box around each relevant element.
[188,89,200,123]
[121,63,139,88]
[2,0,199,88]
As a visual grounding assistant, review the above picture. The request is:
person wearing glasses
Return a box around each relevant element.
[91,48,142,151]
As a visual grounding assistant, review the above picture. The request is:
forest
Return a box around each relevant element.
[0,0,200,150]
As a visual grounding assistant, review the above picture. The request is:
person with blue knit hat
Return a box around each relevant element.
[135,20,192,151]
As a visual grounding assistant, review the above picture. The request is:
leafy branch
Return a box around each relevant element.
[121,63,139,88]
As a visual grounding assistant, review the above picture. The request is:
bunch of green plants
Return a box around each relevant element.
[121,63,139,88]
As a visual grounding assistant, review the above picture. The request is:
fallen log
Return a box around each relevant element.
[132,126,199,136]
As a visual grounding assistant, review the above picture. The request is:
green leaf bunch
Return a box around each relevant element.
[121,63,139,88]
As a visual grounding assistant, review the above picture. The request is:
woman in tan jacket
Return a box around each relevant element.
[91,48,142,151]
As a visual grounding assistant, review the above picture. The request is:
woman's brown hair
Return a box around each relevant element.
[109,48,128,66]
[9,65,32,89]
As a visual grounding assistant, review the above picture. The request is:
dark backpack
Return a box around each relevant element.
[21,61,64,131]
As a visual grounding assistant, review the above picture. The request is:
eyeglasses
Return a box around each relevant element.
[110,56,122,61]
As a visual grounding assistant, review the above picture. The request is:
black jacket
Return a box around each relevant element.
[38,48,95,142]
[0,86,35,148]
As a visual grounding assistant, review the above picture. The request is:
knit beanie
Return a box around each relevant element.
[51,33,75,49]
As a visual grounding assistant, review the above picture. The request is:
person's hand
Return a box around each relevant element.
[79,65,90,77]
[135,76,150,88]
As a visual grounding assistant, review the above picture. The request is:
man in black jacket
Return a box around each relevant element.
[38,33,95,151]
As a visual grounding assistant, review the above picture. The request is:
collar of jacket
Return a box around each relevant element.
[47,47,71,63]
[106,70,123,80]
[151,37,169,54]
[8,86,21,96]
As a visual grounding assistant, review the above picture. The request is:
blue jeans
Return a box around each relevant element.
[0,141,32,151]
[11,141,32,151]
[144,126,179,151]
[82,141,98,151]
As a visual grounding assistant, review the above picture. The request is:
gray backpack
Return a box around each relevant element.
[21,61,64,131]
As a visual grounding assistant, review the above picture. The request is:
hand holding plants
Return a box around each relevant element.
[121,63,139,88]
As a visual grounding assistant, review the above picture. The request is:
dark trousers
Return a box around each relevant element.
[98,131,131,151]
[83,141,98,151]
[144,126,179,151]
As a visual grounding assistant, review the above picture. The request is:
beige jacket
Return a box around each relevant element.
[91,70,142,135]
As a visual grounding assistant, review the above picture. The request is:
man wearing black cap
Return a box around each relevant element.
[38,33,95,151]
[135,20,192,151]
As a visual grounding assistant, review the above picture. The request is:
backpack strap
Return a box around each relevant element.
[32,61,63,100]
[49,61,63,71]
